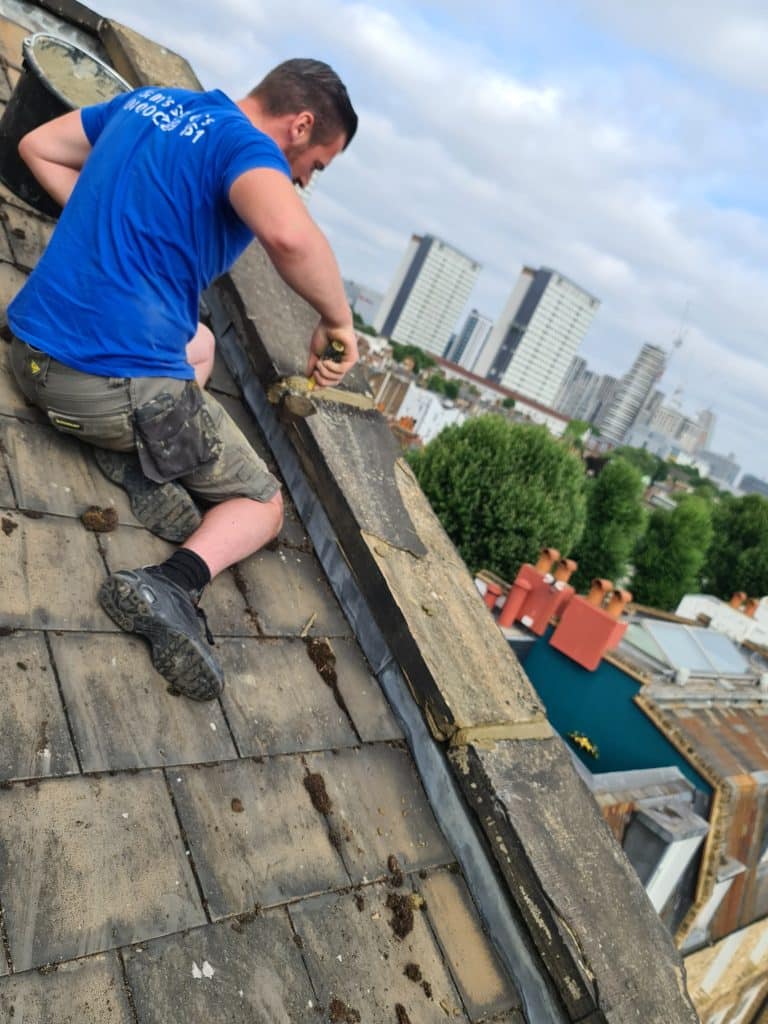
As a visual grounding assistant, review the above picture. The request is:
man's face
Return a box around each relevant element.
[286,132,346,189]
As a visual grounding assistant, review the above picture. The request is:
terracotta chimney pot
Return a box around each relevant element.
[605,589,633,619]
[745,597,760,618]
[729,591,747,610]
[483,581,503,610]
[585,578,613,606]
[554,558,578,584]
[534,547,560,575]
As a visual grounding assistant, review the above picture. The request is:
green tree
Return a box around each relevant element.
[407,416,587,579]
[632,496,714,609]
[390,342,436,373]
[702,494,768,598]
[426,373,445,394]
[501,397,516,409]
[443,380,460,400]
[609,445,665,482]
[571,458,647,591]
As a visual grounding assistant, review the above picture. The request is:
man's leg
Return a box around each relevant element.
[94,322,214,541]
[99,386,284,702]
[183,493,284,577]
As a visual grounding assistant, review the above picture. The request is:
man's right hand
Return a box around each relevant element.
[307,321,359,387]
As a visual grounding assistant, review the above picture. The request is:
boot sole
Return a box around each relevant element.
[98,576,223,701]
[94,450,201,544]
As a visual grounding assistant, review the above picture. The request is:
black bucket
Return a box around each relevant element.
[0,33,131,217]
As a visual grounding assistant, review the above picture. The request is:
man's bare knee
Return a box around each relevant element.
[264,490,284,538]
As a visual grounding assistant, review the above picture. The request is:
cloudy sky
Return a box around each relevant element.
[94,0,768,478]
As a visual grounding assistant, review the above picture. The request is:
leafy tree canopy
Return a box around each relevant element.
[407,416,587,579]
[702,494,768,598]
[571,457,647,591]
[632,495,714,610]
[610,445,665,483]
[563,419,590,440]
[390,342,436,373]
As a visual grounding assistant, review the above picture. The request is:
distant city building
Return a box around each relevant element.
[694,409,716,452]
[343,279,383,326]
[556,357,602,421]
[397,384,465,444]
[697,450,740,488]
[555,358,619,427]
[474,266,600,408]
[590,374,618,428]
[444,309,494,371]
[599,343,667,445]
[740,474,768,498]
[373,234,481,357]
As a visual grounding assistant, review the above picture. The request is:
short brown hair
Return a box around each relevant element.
[251,59,357,148]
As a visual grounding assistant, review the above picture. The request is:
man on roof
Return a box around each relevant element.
[7,58,359,702]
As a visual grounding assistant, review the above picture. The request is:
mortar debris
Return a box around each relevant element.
[21,509,43,519]
[16,662,26,671]
[303,772,332,815]
[403,963,421,983]
[386,893,414,940]
[328,997,361,1022]
[387,854,404,888]
[80,505,119,532]
[306,637,337,685]
[395,1004,412,1024]
[230,798,244,813]
[422,980,433,999]
[354,893,365,912]
[1,517,17,536]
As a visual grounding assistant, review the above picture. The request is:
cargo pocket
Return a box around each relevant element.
[133,381,222,484]
[46,407,132,443]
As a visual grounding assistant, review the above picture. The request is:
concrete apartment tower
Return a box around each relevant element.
[373,234,481,357]
[445,308,494,370]
[599,342,667,444]
[474,266,600,407]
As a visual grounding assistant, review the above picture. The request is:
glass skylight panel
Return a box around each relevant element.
[645,621,712,673]
[624,622,669,664]
[691,628,750,675]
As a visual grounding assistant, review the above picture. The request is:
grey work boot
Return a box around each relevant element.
[92,448,201,543]
[98,567,223,701]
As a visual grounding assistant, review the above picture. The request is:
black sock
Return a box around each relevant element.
[151,548,211,595]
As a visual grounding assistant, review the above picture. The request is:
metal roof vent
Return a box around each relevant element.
[674,667,690,686]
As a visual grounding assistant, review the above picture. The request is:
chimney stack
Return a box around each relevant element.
[554,558,578,585]
[585,579,613,607]
[605,589,633,619]
[535,547,560,576]
[745,597,760,618]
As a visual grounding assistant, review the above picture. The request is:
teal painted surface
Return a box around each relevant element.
[522,632,712,795]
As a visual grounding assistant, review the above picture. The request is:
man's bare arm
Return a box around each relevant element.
[229,167,358,384]
[18,110,92,207]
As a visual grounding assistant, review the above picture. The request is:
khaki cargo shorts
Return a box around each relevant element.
[10,336,280,505]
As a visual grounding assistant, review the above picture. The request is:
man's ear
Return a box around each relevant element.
[289,110,315,144]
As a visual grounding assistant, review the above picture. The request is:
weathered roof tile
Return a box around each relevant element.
[122,909,318,1022]
[51,632,237,771]
[0,953,135,1024]
[0,771,206,970]
[167,757,350,918]
[0,630,79,781]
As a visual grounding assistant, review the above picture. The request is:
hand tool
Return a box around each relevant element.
[266,339,374,419]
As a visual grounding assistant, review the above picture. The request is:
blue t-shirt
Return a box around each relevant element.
[8,87,290,378]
